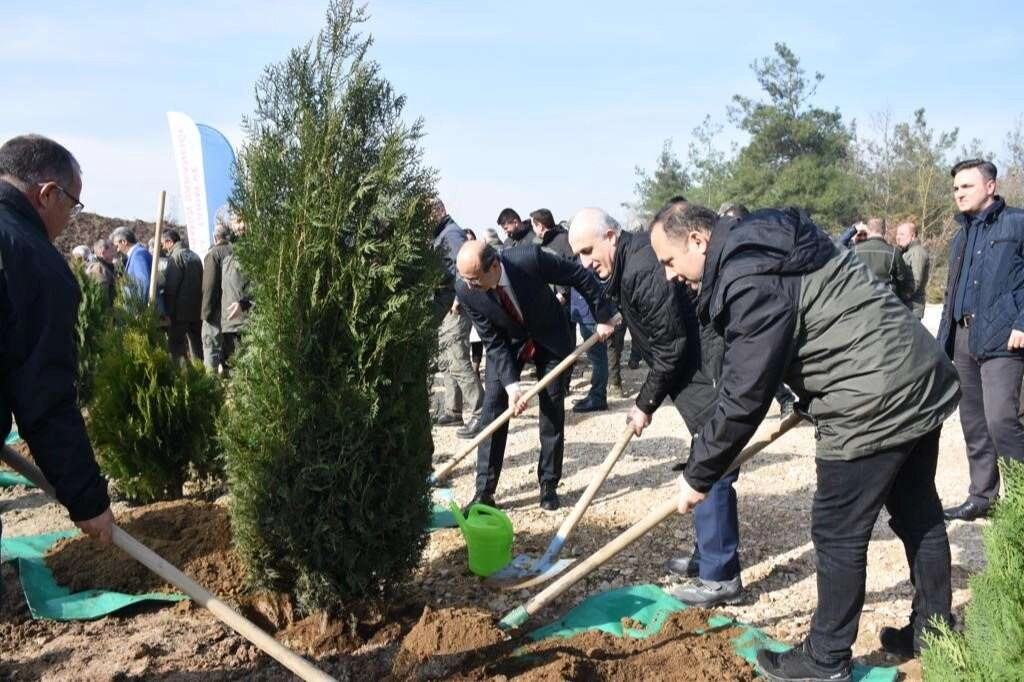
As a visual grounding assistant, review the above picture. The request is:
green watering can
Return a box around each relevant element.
[449,501,514,577]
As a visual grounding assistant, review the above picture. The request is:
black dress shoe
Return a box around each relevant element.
[461,494,497,516]
[434,412,463,427]
[879,624,917,659]
[943,500,990,521]
[756,641,851,682]
[627,359,640,370]
[456,417,483,439]
[572,398,608,413]
[664,554,700,578]
[539,483,560,512]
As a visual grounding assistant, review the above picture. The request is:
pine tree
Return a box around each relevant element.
[221,0,439,613]
[921,459,1024,679]
[628,139,692,220]
[88,296,224,503]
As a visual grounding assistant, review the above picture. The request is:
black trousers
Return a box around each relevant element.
[953,325,1024,504]
[475,347,564,497]
[807,426,952,665]
[168,320,203,364]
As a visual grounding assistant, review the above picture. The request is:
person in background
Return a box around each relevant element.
[938,159,1024,522]
[496,208,536,248]
[88,237,118,304]
[851,217,914,306]
[201,219,232,374]
[109,226,158,308]
[895,220,930,320]
[159,228,204,364]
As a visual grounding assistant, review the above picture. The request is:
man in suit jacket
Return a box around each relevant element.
[455,241,619,511]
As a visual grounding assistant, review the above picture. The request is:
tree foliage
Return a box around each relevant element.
[922,459,1024,679]
[88,296,223,503]
[72,262,112,406]
[629,139,691,219]
[220,0,439,613]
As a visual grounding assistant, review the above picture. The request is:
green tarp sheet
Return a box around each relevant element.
[529,584,896,682]
[0,530,185,620]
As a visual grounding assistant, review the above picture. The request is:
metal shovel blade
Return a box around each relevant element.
[485,553,576,591]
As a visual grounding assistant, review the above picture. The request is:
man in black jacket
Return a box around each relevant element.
[496,208,536,248]
[569,207,742,607]
[0,135,113,556]
[160,228,204,364]
[431,198,483,436]
[455,241,618,511]
[650,203,958,681]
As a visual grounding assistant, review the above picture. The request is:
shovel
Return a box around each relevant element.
[0,445,336,682]
[429,331,604,486]
[498,413,802,630]
[484,424,634,590]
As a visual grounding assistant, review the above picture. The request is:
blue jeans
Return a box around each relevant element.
[690,471,741,581]
[577,322,608,404]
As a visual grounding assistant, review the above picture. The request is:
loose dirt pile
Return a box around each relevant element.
[389,605,756,681]
[45,499,247,598]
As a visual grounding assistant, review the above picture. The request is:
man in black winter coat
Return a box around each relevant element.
[651,202,958,682]
[455,241,619,511]
[0,135,114,560]
[496,207,536,248]
[568,207,742,608]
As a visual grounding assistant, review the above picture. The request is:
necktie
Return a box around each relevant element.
[496,285,536,361]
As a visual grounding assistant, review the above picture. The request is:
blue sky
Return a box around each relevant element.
[3,0,1023,231]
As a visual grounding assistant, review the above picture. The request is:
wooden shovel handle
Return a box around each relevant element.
[501,413,802,629]
[542,425,634,561]
[0,445,336,682]
[430,331,605,485]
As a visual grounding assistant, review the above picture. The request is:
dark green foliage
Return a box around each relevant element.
[88,297,224,503]
[726,43,862,228]
[72,262,111,406]
[922,459,1024,680]
[630,140,691,219]
[221,0,439,613]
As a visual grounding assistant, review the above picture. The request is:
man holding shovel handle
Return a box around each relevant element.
[650,203,959,682]
[0,135,115,564]
[567,205,745,608]
[455,241,619,513]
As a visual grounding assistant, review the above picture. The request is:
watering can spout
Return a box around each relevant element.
[449,501,469,531]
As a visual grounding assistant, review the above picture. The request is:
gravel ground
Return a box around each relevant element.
[0,305,984,680]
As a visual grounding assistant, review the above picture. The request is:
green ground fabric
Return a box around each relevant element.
[528,584,896,682]
[0,530,185,620]
[429,488,458,530]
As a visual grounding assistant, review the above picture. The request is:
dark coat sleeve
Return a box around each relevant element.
[440,226,467,282]
[535,248,613,323]
[201,249,222,325]
[630,271,690,415]
[0,255,109,521]
[683,275,797,493]
[163,253,183,319]
[457,285,519,388]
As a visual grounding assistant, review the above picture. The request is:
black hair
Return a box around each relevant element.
[0,134,80,188]
[496,208,521,226]
[951,159,997,181]
[652,202,718,240]
[529,208,556,231]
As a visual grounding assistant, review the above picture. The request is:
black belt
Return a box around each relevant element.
[958,314,974,328]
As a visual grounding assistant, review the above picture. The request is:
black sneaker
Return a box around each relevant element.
[756,641,851,682]
[435,412,463,427]
[671,576,743,607]
[572,398,608,413]
[879,624,916,659]
[456,417,483,439]
[540,483,560,512]
[664,554,700,578]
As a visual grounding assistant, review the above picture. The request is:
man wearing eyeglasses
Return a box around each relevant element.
[0,135,115,570]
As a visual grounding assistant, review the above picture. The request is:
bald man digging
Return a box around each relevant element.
[568,207,744,607]
[454,241,619,511]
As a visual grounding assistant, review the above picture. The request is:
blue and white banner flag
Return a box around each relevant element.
[167,111,236,260]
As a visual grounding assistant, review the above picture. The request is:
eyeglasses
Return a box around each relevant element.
[55,185,84,217]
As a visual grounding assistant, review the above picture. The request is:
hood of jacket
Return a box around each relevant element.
[698,208,835,324]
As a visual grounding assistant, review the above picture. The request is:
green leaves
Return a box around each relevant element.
[922,459,1024,679]
[222,0,439,614]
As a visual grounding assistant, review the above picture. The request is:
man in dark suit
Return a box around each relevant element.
[455,241,619,511]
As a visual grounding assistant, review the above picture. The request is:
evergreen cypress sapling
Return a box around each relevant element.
[221,0,440,613]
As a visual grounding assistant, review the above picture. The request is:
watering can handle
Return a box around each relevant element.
[471,504,513,535]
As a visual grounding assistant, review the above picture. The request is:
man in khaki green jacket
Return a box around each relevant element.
[896,220,931,319]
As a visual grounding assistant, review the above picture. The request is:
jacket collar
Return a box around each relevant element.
[0,180,50,241]
[604,230,634,302]
[956,195,1005,228]
[435,214,455,238]
[540,225,565,246]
